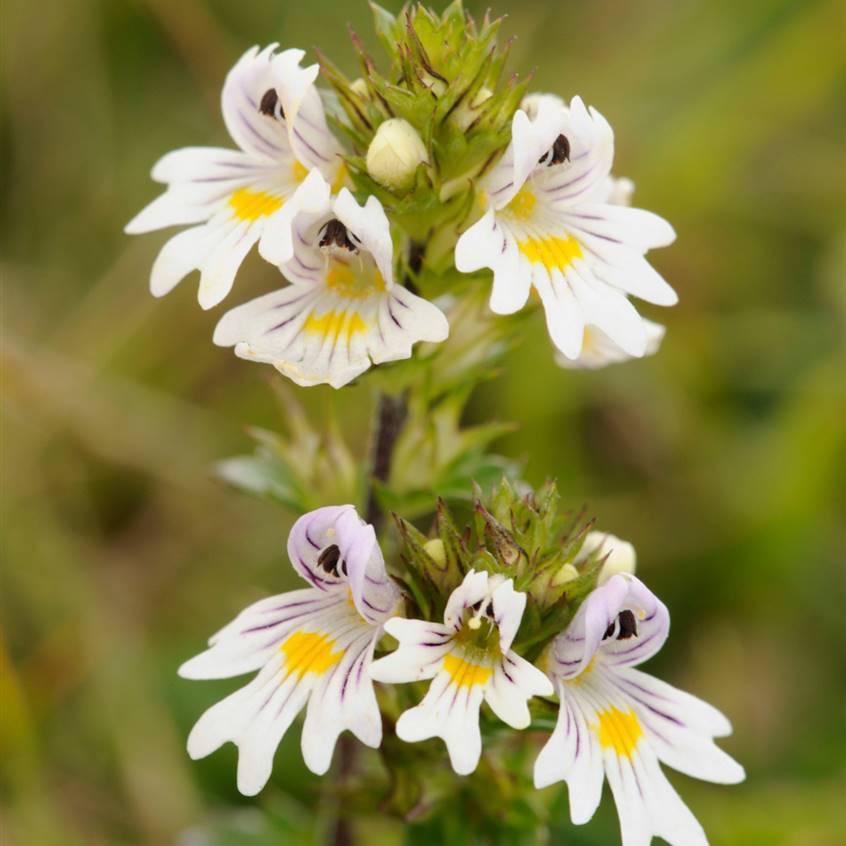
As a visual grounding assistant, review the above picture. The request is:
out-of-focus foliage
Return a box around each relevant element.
[1,0,844,844]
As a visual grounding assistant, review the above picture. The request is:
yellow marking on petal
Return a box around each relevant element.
[443,652,492,688]
[325,262,386,300]
[280,630,343,679]
[477,190,488,212]
[595,707,643,759]
[506,187,537,220]
[517,234,583,271]
[292,160,309,183]
[303,309,369,341]
[331,161,348,193]
[570,656,597,685]
[229,188,284,221]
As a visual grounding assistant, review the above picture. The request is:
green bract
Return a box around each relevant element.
[318,1,529,272]
[392,479,604,659]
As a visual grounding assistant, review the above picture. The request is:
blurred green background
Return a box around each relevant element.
[2,0,844,843]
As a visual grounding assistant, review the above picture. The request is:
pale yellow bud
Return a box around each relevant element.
[366,119,428,191]
[350,77,369,99]
[551,563,579,587]
[454,86,493,131]
[521,92,565,121]
[423,538,446,568]
[606,177,635,207]
[580,531,637,585]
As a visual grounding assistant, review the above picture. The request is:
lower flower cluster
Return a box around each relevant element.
[180,500,743,845]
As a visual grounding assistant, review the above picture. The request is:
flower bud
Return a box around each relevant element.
[606,176,635,207]
[366,119,428,192]
[550,563,579,587]
[349,77,369,99]
[580,531,637,585]
[521,92,565,121]
[454,86,493,131]
[423,538,446,568]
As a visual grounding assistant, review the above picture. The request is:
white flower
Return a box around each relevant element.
[455,96,676,360]
[179,505,400,795]
[213,179,449,388]
[366,118,428,192]
[369,570,553,775]
[125,44,344,309]
[534,574,744,846]
[555,175,664,369]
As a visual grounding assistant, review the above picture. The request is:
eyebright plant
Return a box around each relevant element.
[127,3,742,844]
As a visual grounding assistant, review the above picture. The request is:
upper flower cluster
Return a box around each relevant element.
[181,488,743,845]
[127,3,676,387]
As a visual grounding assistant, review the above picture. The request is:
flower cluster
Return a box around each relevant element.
[126,5,743,843]
[181,488,743,845]
[127,3,676,387]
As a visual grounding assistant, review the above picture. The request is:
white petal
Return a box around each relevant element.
[300,628,382,774]
[478,141,516,208]
[197,221,261,310]
[395,669,486,776]
[369,619,453,683]
[490,578,527,652]
[511,103,568,195]
[178,588,344,680]
[149,225,213,297]
[284,504,357,589]
[125,187,219,235]
[257,168,331,266]
[533,96,615,209]
[550,575,669,679]
[269,49,341,175]
[221,44,297,161]
[604,744,708,846]
[534,268,587,359]
[235,673,313,795]
[334,506,400,623]
[533,684,605,825]
[443,570,491,631]
[484,652,552,729]
[371,285,449,359]
[186,659,284,760]
[568,269,648,357]
[611,666,744,784]
[150,146,265,184]
[603,204,676,250]
[215,283,446,389]
[591,251,678,307]
[455,212,530,315]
